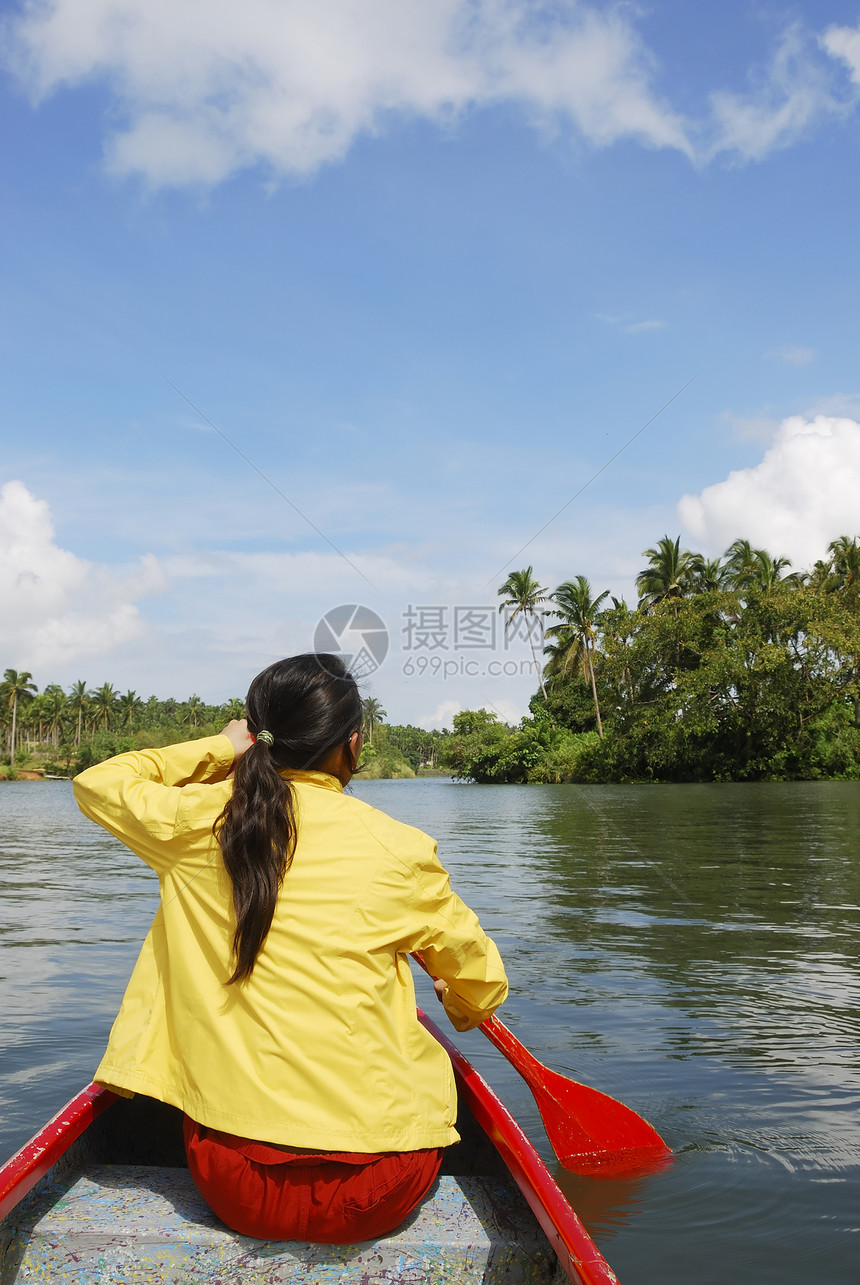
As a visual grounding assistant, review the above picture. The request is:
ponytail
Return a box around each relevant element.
[215,653,362,984]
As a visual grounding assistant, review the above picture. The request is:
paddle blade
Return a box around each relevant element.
[480,1014,671,1177]
[526,1062,672,1177]
[410,951,671,1177]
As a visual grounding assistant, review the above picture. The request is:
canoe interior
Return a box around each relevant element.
[0,1092,568,1284]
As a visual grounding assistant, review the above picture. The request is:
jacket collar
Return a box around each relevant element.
[279,768,344,793]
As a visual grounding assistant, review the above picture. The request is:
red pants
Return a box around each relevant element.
[183,1117,443,1244]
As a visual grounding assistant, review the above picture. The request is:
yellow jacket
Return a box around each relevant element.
[73,736,507,1152]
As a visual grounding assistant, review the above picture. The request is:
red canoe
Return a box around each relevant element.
[0,1009,619,1285]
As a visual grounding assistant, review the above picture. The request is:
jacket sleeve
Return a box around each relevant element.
[405,838,508,1032]
[73,736,235,872]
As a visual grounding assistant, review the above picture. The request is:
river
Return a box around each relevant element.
[1,777,858,1282]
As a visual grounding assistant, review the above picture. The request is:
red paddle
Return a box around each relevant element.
[412,952,672,1178]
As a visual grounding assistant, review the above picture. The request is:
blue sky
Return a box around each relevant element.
[3,0,860,726]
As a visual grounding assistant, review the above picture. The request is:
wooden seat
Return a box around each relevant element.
[2,1163,559,1284]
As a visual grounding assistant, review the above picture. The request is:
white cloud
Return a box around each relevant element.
[625,319,666,334]
[0,479,166,672]
[766,345,816,366]
[597,314,666,334]
[480,696,525,725]
[1,0,692,186]
[721,411,782,442]
[821,22,860,87]
[804,391,860,419]
[706,25,849,163]
[422,699,463,731]
[4,5,859,186]
[678,415,860,567]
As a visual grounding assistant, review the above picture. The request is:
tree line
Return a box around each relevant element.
[441,534,860,783]
[7,531,858,784]
[0,676,248,776]
[0,676,447,779]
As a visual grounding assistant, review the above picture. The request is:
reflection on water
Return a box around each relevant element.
[2,777,859,1283]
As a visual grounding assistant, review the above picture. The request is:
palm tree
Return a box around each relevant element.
[545,576,610,738]
[497,567,550,698]
[26,691,47,744]
[752,550,796,592]
[2,669,37,759]
[42,684,68,749]
[362,697,387,744]
[183,695,204,728]
[688,553,729,593]
[636,536,694,608]
[827,535,860,590]
[68,680,89,747]
[90,682,118,731]
[222,697,246,721]
[723,539,760,591]
[724,540,798,593]
[119,690,142,728]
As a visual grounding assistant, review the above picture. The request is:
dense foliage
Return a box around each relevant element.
[5,534,860,784]
[440,535,860,783]
[0,677,246,777]
[0,673,448,781]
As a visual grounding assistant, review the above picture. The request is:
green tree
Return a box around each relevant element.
[118,690,142,728]
[825,535,860,592]
[42,684,68,749]
[440,710,541,783]
[724,542,799,594]
[68,680,89,747]
[636,536,694,608]
[362,697,387,744]
[497,567,550,697]
[545,576,609,738]
[723,538,759,591]
[183,695,204,728]
[90,682,118,731]
[2,669,37,759]
[688,553,729,593]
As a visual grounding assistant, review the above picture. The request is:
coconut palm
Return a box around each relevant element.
[722,539,761,591]
[752,550,796,592]
[724,540,798,593]
[183,695,204,728]
[688,553,729,593]
[90,682,118,731]
[362,697,387,744]
[636,536,694,608]
[545,576,610,738]
[497,567,550,698]
[68,680,89,747]
[827,535,860,589]
[42,684,68,749]
[119,690,142,728]
[2,669,37,758]
[222,697,246,721]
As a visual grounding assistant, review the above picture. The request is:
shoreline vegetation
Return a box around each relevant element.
[4,533,860,785]
[0,680,449,784]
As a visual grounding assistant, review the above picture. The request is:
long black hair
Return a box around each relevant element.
[215,653,362,984]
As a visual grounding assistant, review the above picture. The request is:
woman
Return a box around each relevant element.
[73,653,507,1244]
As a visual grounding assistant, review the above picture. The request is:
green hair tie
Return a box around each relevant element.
[256,730,275,747]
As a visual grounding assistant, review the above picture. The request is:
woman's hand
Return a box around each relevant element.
[433,978,447,1004]
[220,719,255,764]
